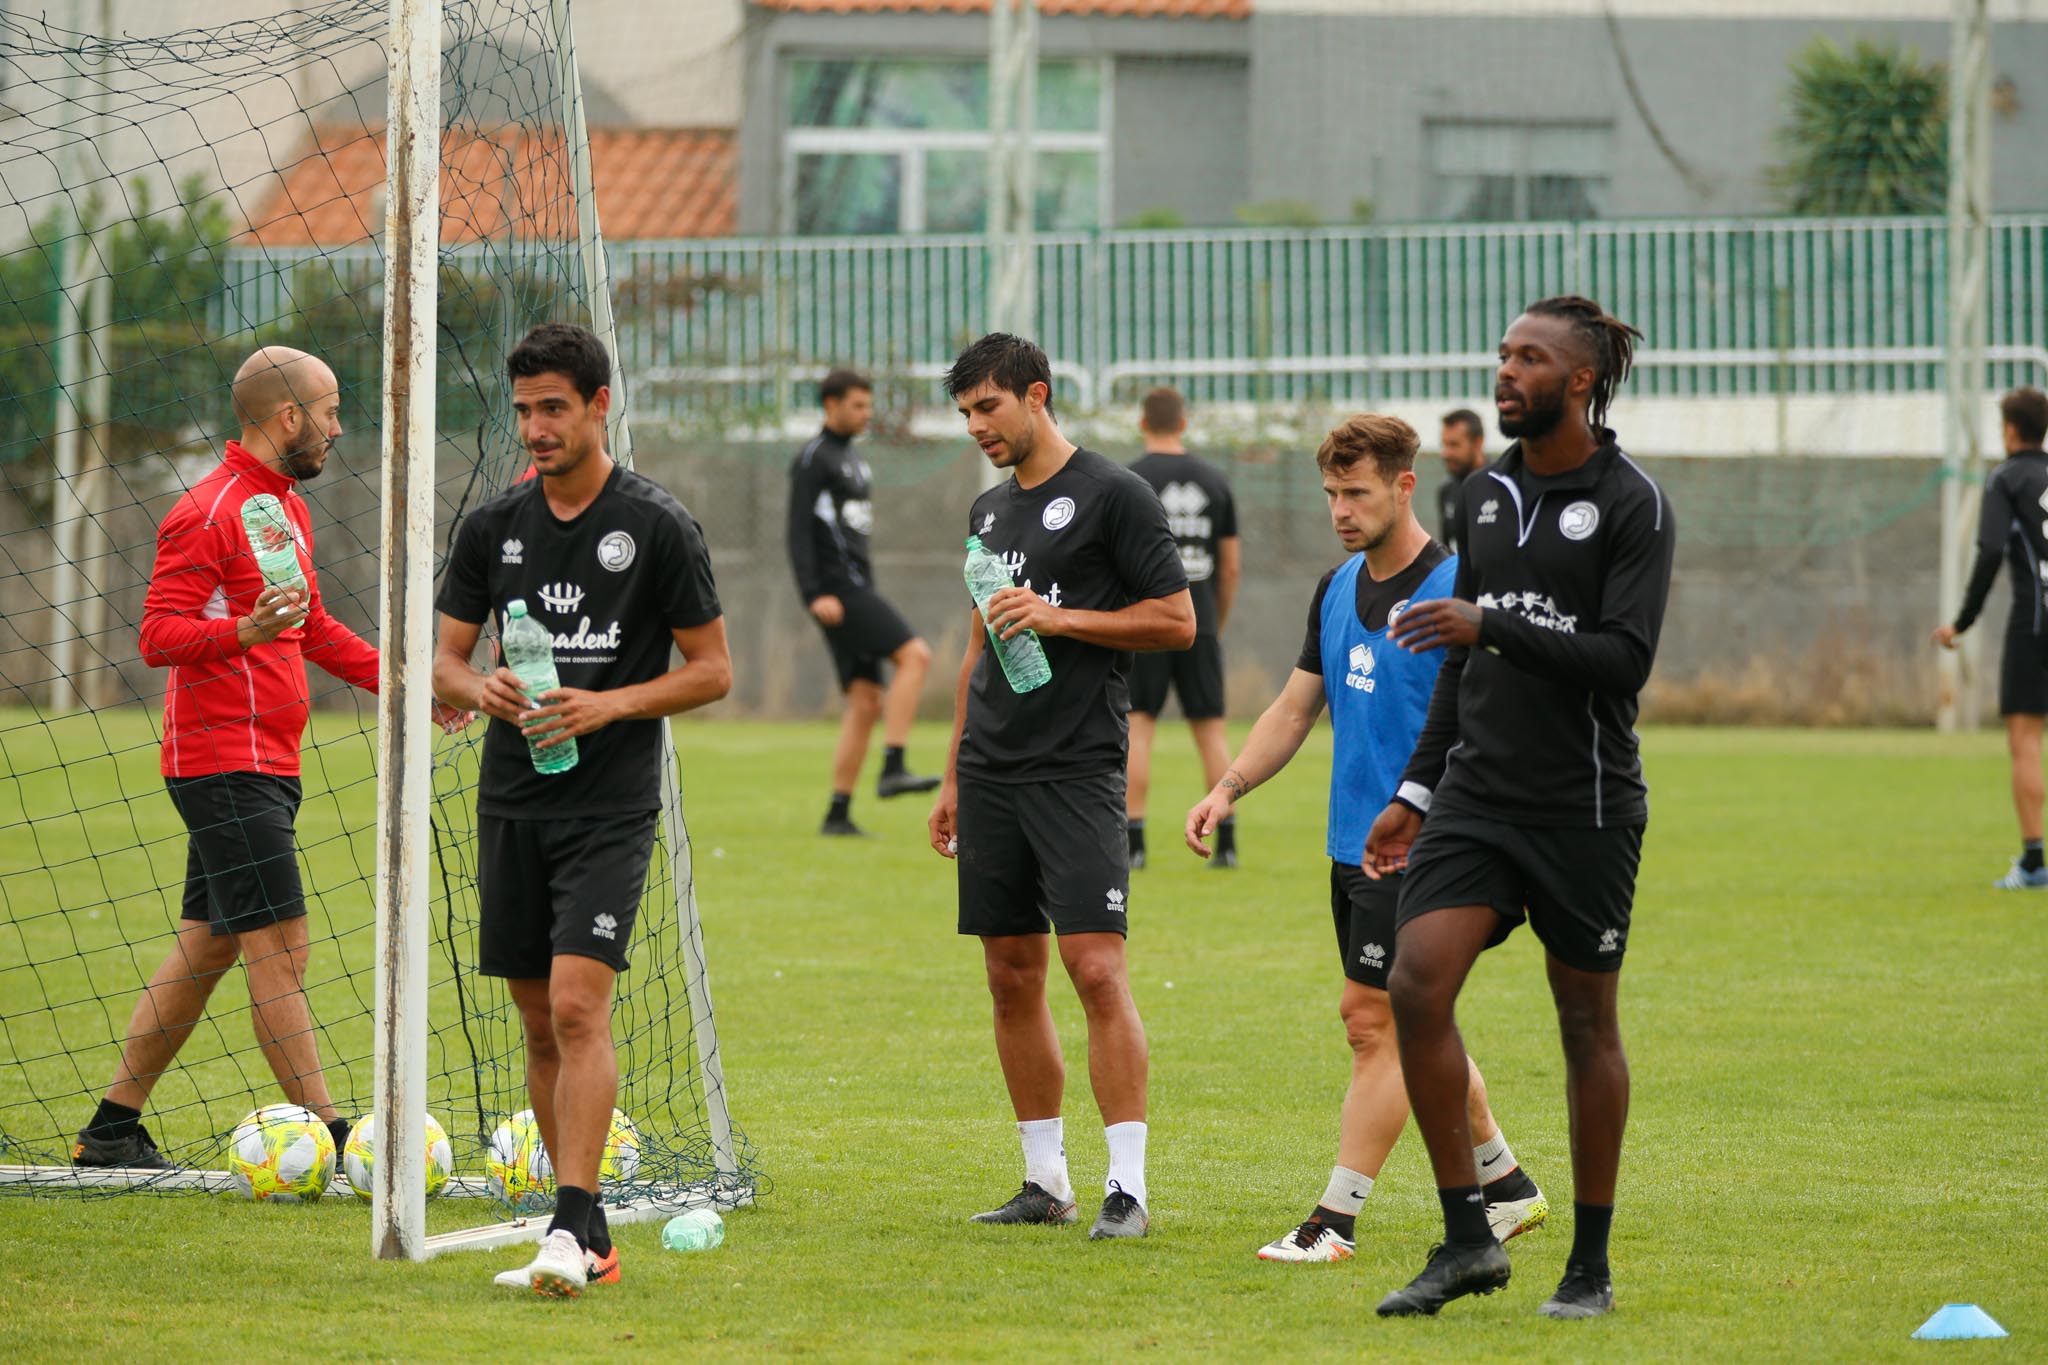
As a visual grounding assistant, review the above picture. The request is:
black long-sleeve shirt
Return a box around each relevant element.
[786,428,874,601]
[1953,448,2048,637]
[1397,436,1675,830]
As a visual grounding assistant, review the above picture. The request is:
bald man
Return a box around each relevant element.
[72,348,468,1170]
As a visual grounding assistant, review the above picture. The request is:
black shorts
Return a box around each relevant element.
[1127,635,1225,720]
[1330,861,1397,989]
[1396,808,1643,974]
[819,588,916,690]
[476,810,659,977]
[167,772,307,936]
[956,772,1131,938]
[2000,625,2048,716]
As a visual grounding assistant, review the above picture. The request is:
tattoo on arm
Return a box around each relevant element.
[1220,769,1251,799]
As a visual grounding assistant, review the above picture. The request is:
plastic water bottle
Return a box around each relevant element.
[661,1208,725,1252]
[500,599,578,774]
[239,494,305,594]
[964,535,1052,694]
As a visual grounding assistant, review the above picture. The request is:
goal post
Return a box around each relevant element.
[371,0,441,1263]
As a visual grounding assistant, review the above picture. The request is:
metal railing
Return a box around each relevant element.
[219,213,2048,422]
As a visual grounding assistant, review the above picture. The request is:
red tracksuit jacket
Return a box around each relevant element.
[140,441,380,777]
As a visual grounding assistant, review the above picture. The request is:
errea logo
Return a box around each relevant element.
[1476,498,1500,526]
[1597,927,1621,954]
[1106,888,1126,916]
[1359,942,1387,970]
[1346,642,1377,694]
[501,538,524,564]
[593,913,618,942]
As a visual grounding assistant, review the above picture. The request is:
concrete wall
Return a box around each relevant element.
[1111,57,1250,227]
[1248,12,2048,223]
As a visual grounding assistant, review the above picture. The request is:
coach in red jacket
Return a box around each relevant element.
[73,346,459,1169]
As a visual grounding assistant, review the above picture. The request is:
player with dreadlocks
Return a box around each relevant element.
[1362,296,1674,1320]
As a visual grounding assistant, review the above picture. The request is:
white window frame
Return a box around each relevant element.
[780,57,1113,236]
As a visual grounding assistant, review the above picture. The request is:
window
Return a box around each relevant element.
[1428,122,1613,223]
[783,58,1108,235]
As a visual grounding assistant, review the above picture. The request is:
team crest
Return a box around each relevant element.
[1559,501,1599,541]
[1042,497,1077,531]
[597,530,636,571]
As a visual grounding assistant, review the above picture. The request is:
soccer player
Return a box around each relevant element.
[74,347,463,1169]
[433,324,731,1297]
[1933,386,2048,887]
[928,333,1193,1239]
[1124,387,1240,869]
[1365,296,1671,1320]
[1437,409,1488,555]
[787,368,940,836]
[1182,413,1546,1264]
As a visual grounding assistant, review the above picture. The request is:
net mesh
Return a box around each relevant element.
[0,0,758,1209]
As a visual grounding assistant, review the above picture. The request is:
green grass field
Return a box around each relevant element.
[1,715,2043,1362]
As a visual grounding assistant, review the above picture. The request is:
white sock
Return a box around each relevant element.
[1104,1120,1148,1210]
[1018,1117,1072,1202]
[1473,1131,1516,1184]
[1318,1165,1373,1217]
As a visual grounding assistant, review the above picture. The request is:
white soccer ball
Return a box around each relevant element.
[486,1109,553,1212]
[227,1104,335,1202]
[341,1112,453,1201]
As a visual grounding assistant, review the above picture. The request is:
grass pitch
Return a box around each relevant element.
[1,715,2043,1362]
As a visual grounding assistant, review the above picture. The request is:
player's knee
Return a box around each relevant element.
[1341,994,1396,1056]
[1064,953,1129,1011]
[1385,958,1445,1027]
[1552,993,1620,1056]
[849,684,884,721]
[983,956,1045,1009]
[548,992,610,1046]
[897,637,932,670]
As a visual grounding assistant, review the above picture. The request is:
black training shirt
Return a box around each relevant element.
[1437,462,1486,555]
[1954,448,2048,637]
[959,447,1188,784]
[1128,451,1237,636]
[1399,435,1674,829]
[1298,541,1452,673]
[786,428,874,602]
[437,465,723,818]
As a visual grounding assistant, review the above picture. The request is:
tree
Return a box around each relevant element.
[1771,37,1947,216]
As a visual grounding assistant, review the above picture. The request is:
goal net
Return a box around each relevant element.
[0,0,759,1241]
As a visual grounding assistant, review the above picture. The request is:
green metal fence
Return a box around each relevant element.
[220,214,2048,424]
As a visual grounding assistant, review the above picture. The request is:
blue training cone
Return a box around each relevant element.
[1912,1304,2008,1340]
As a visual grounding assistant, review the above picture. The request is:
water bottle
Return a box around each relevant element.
[239,494,305,594]
[500,599,578,774]
[964,535,1052,694]
[661,1208,725,1252]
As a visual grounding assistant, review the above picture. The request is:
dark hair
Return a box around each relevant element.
[1141,386,1185,434]
[2003,386,2048,446]
[1441,408,1484,440]
[1316,413,1419,482]
[507,323,612,402]
[819,368,872,405]
[1523,295,1643,427]
[944,332,1054,416]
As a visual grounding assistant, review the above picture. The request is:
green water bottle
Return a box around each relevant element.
[239,494,305,594]
[500,599,578,775]
[661,1208,725,1252]
[964,535,1052,694]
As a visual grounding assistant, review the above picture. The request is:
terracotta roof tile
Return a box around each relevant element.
[755,0,1248,16]
[243,125,736,247]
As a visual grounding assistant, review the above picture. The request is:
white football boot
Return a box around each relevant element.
[493,1229,587,1297]
[1486,1190,1550,1243]
[1257,1215,1357,1263]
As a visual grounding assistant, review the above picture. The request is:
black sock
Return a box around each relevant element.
[1481,1164,1540,1203]
[86,1097,141,1140]
[1309,1204,1356,1241]
[327,1118,353,1154]
[585,1201,613,1257]
[1569,1201,1614,1276]
[549,1184,597,1249]
[882,745,907,777]
[1215,815,1237,855]
[828,792,851,822]
[2024,839,2044,873]
[1126,819,1145,856]
[1438,1184,1492,1246]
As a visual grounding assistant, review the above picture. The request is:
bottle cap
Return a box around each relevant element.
[507,598,527,616]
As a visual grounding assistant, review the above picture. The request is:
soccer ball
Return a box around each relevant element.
[602,1108,641,1186]
[486,1109,553,1211]
[227,1104,335,1202]
[340,1113,453,1201]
